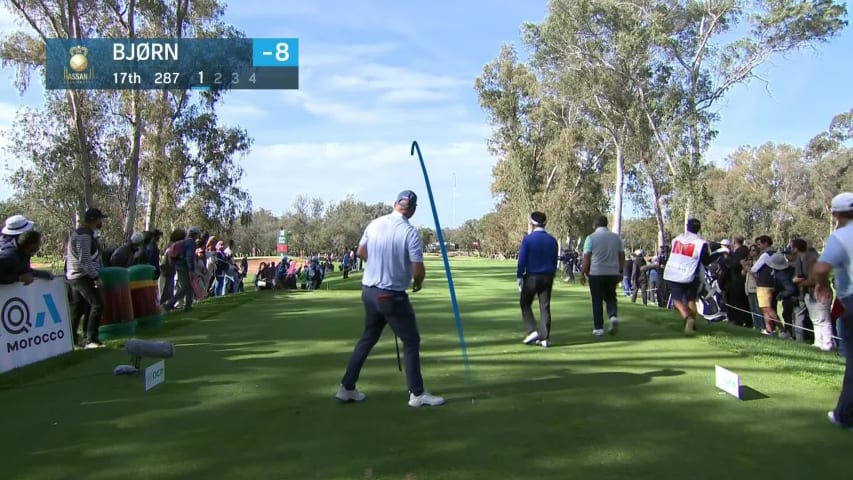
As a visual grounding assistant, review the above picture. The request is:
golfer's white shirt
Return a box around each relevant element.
[360,212,423,292]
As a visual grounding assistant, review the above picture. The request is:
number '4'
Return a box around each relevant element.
[249,73,256,84]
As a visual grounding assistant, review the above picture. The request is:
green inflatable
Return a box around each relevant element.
[98,267,137,340]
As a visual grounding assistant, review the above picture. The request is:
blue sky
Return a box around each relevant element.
[0,0,851,229]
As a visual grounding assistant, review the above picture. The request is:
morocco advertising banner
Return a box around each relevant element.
[0,278,74,374]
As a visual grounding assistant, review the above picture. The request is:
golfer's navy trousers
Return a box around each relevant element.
[835,296,853,426]
[341,286,425,396]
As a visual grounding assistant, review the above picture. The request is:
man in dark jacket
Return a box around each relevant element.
[725,236,752,327]
[109,232,145,267]
[0,230,53,284]
[631,250,648,305]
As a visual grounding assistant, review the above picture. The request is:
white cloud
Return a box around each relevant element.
[325,64,467,92]
[217,101,268,122]
[241,140,497,225]
[377,89,452,104]
[301,43,398,69]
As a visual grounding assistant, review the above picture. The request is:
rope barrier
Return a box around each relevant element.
[624,284,842,344]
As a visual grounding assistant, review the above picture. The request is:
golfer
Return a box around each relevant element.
[580,215,625,336]
[336,190,445,408]
[663,218,712,335]
[517,211,559,348]
[813,192,853,429]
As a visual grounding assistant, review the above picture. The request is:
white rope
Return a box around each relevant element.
[720,300,842,342]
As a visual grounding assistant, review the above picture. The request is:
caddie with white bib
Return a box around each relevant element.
[663,218,712,335]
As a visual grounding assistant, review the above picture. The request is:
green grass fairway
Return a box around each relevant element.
[2,258,849,479]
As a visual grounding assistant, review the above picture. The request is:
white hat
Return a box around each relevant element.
[830,192,853,214]
[767,252,790,270]
[2,214,35,235]
[720,239,731,246]
[130,232,144,244]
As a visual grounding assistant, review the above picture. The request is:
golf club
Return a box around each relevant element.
[394,335,402,372]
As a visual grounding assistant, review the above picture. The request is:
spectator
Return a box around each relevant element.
[342,250,352,279]
[751,235,787,337]
[164,226,199,311]
[725,236,752,327]
[109,232,145,267]
[0,230,53,284]
[516,211,559,348]
[643,256,664,307]
[142,230,163,278]
[623,254,634,297]
[159,229,185,306]
[66,208,107,349]
[0,214,35,252]
[794,238,833,351]
[663,218,712,336]
[631,249,648,305]
[580,215,625,336]
[741,244,765,330]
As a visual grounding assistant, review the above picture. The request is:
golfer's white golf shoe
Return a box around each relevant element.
[335,385,366,403]
[408,391,445,408]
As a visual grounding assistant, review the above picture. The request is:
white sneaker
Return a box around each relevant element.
[523,331,540,345]
[827,411,853,430]
[593,329,605,337]
[408,391,445,407]
[609,316,619,335]
[540,339,551,348]
[84,342,104,349]
[335,385,366,403]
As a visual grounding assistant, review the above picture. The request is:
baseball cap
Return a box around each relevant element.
[84,208,108,222]
[2,214,35,235]
[830,192,853,214]
[188,226,200,235]
[396,190,418,210]
[130,232,144,244]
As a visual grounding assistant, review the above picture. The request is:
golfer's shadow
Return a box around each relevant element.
[459,368,686,399]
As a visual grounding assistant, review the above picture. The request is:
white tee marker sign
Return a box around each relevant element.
[145,360,166,391]
[715,365,741,399]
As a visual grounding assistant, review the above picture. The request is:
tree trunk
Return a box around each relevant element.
[125,91,142,237]
[647,166,666,248]
[67,90,93,214]
[613,141,624,235]
[122,0,141,238]
[145,182,158,230]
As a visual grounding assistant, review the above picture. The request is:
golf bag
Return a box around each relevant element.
[697,252,727,322]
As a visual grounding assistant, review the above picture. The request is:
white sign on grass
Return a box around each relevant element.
[715,365,740,399]
[0,278,74,374]
[145,360,165,391]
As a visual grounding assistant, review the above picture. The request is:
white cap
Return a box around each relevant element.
[720,239,731,246]
[130,232,144,244]
[2,214,35,235]
[831,192,853,214]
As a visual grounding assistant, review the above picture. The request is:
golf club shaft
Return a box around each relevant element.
[394,335,402,372]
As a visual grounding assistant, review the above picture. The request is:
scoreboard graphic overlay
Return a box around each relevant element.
[46,38,299,90]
